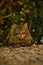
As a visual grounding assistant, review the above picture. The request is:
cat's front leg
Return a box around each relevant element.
[27,40,34,46]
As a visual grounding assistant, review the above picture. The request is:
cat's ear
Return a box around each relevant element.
[11,23,17,29]
[23,23,28,29]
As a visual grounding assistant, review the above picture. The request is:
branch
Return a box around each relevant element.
[0,13,12,19]
[11,0,18,7]
[29,20,32,30]
[0,0,5,8]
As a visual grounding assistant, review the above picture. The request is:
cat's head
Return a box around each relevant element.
[12,23,28,30]
[11,23,29,39]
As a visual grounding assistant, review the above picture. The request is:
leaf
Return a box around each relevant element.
[0,9,6,15]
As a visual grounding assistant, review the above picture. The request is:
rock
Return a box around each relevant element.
[0,45,43,65]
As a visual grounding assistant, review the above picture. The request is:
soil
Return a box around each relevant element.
[0,44,43,65]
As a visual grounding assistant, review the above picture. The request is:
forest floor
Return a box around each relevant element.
[0,44,43,65]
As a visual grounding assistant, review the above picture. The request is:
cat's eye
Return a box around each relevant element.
[22,32,26,34]
[15,32,19,35]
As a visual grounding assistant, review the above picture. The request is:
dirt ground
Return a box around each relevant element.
[0,44,43,65]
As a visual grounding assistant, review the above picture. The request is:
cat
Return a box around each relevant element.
[7,23,33,47]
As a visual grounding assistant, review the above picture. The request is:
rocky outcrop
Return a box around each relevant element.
[0,45,43,65]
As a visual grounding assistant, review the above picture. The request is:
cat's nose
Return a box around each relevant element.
[20,34,25,39]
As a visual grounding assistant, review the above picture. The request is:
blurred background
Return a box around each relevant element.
[0,0,43,46]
